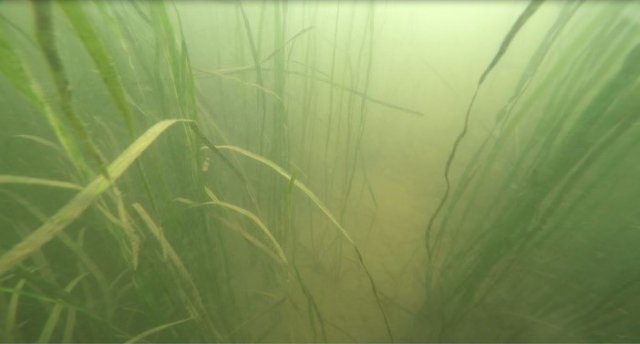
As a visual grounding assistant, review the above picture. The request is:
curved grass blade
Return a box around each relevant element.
[124,317,191,344]
[201,189,288,266]
[12,135,63,156]
[217,214,284,265]
[0,119,187,277]
[0,175,82,190]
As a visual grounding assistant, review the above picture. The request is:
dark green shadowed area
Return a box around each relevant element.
[1,1,639,342]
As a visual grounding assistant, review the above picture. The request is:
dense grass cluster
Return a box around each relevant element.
[415,1,640,341]
[0,1,398,342]
[1,1,639,342]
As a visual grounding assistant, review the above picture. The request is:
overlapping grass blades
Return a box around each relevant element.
[215,144,394,340]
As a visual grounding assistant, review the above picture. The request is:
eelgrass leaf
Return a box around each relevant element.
[194,68,283,102]
[131,203,173,262]
[200,191,288,266]
[132,202,222,340]
[5,199,115,324]
[496,0,581,123]
[197,66,425,117]
[37,273,88,343]
[0,119,186,277]
[59,1,136,137]
[215,144,393,341]
[12,135,63,156]
[216,215,285,265]
[124,317,192,344]
[0,28,36,103]
[0,20,85,172]
[0,175,82,190]
[32,1,110,179]
[0,287,63,307]
[226,297,287,339]
[425,0,544,254]
[434,0,583,255]
[216,144,355,245]
[185,192,287,266]
[3,279,25,342]
[238,1,268,151]
[62,307,76,342]
[478,0,545,85]
[115,192,141,269]
[0,287,157,340]
[176,196,282,264]
[56,232,113,320]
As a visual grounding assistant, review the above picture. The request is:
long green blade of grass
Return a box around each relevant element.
[238,1,268,152]
[11,135,64,156]
[0,175,82,190]
[61,306,76,342]
[0,119,186,277]
[2,279,26,342]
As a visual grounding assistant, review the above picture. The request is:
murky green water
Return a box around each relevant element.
[1,1,639,342]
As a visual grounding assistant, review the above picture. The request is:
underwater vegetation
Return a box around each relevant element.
[0,0,639,342]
